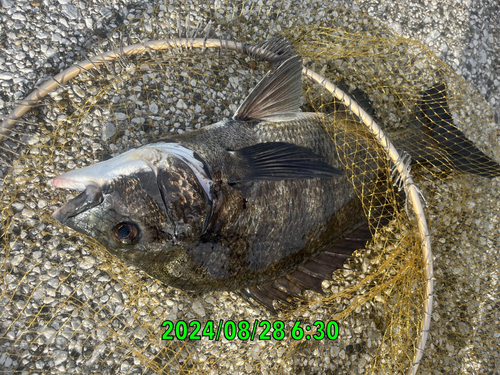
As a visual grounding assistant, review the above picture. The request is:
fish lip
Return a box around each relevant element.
[52,183,104,224]
[51,176,89,191]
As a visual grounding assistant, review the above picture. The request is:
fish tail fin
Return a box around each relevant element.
[333,80,500,178]
[407,83,500,178]
[238,221,372,312]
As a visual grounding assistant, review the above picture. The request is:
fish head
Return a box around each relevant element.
[52,146,212,267]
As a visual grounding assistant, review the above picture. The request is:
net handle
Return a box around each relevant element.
[1,37,433,375]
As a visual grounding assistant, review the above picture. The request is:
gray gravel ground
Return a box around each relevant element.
[1,1,498,121]
[0,0,499,374]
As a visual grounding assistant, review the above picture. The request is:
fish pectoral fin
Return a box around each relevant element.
[238,221,373,313]
[233,55,303,121]
[229,142,342,183]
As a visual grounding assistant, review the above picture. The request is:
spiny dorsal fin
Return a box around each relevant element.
[244,35,298,68]
[233,55,303,121]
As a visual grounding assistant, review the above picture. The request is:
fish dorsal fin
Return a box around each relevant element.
[233,55,303,121]
[245,35,297,68]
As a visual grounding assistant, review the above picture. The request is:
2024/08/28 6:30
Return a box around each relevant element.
[161,319,339,341]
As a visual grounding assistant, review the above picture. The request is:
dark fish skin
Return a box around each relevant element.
[155,118,374,290]
[58,114,378,291]
[52,50,500,297]
[52,54,384,292]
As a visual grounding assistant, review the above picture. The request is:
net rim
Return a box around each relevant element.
[0,37,434,375]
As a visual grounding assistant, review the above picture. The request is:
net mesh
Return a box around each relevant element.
[1,2,499,374]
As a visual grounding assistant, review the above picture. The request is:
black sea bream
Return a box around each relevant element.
[51,51,500,309]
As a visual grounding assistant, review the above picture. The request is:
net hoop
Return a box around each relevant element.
[0,37,433,375]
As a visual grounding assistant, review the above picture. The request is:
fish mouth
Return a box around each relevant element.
[52,181,103,224]
[52,175,89,191]
[50,148,148,223]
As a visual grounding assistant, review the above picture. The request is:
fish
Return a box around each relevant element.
[391,83,500,178]
[51,43,500,310]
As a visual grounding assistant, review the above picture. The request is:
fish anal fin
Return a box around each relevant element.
[272,277,303,297]
[300,260,338,280]
[259,284,293,305]
[315,252,351,268]
[238,221,372,313]
[287,270,325,294]
[240,286,277,313]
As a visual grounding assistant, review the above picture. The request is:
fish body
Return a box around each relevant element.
[52,55,379,292]
[52,49,500,299]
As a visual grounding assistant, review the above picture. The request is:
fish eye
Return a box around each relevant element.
[112,222,139,245]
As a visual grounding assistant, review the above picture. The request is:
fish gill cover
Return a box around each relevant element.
[0,1,499,374]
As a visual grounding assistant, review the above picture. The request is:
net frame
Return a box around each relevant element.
[0,37,433,374]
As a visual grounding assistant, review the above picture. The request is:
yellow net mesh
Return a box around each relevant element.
[1,2,499,374]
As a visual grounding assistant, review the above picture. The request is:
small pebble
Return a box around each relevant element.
[61,4,78,19]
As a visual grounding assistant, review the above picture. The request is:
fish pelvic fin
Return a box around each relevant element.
[238,221,372,313]
[409,83,500,178]
[233,55,303,121]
